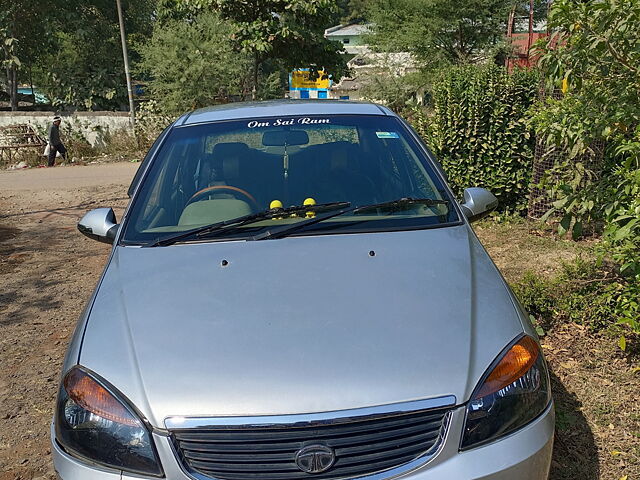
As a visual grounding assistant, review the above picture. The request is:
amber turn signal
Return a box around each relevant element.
[475,336,539,399]
[63,369,139,426]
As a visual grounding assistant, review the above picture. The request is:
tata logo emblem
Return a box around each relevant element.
[294,445,336,474]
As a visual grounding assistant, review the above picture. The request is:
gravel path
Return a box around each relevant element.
[0,163,138,192]
[0,163,135,480]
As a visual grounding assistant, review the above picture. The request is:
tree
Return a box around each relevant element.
[0,0,60,110]
[200,0,348,99]
[1,0,150,110]
[533,0,640,160]
[358,58,427,113]
[334,0,370,23]
[364,0,513,70]
[530,0,640,337]
[33,0,156,110]
[155,0,206,23]
[138,11,252,114]
[0,22,20,110]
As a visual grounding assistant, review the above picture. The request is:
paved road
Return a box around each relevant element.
[0,162,139,192]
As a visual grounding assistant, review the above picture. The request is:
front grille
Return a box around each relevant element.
[171,406,450,480]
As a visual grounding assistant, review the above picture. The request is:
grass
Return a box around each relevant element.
[475,218,640,480]
[474,217,594,280]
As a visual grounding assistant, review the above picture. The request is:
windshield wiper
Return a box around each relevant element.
[146,202,350,247]
[251,198,450,241]
[353,197,449,214]
[250,204,360,240]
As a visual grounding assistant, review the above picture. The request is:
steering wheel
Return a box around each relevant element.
[187,185,260,211]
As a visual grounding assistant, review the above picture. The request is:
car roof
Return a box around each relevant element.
[177,100,395,126]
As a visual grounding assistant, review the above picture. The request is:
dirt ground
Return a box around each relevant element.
[0,163,135,480]
[0,163,638,479]
[475,222,640,480]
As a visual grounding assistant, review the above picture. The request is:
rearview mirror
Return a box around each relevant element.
[460,188,498,223]
[262,130,309,146]
[78,208,119,244]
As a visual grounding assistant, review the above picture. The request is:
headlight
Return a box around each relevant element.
[54,367,163,476]
[461,335,551,450]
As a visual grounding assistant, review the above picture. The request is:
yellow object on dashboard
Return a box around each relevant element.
[304,198,317,218]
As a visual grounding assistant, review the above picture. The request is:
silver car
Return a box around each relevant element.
[52,100,554,480]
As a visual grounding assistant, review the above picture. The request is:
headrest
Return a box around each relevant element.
[211,142,249,158]
[329,142,357,170]
[223,157,240,179]
[212,142,250,180]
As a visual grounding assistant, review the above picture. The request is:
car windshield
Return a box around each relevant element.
[121,114,458,244]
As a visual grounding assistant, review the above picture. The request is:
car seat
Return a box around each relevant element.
[310,142,376,206]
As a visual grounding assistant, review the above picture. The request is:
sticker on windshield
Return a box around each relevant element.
[247,118,331,128]
[376,131,400,139]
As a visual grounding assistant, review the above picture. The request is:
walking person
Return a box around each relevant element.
[47,115,67,167]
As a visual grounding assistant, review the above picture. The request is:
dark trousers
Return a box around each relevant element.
[48,143,67,166]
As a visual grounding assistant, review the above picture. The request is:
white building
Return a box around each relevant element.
[323,24,372,55]
[324,24,418,101]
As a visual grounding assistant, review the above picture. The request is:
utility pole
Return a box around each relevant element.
[116,0,136,129]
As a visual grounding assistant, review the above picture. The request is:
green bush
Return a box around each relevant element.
[600,160,640,337]
[138,11,251,115]
[528,0,640,346]
[512,257,639,348]
[422,64,538,212]
[135,100,177,150]
[532,156,639,341]
[511,271,556,322]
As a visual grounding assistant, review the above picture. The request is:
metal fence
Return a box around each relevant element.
[0,124,46,164]
[527,87,606,219]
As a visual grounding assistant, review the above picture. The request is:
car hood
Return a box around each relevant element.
[79,225,525,428]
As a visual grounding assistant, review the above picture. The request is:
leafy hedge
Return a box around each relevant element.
[529,0,640,344]
[420,64,538,212]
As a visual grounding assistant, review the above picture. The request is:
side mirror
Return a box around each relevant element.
[460,188,498,223]
[78,208,119,244]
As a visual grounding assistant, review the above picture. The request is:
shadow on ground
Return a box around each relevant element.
[0,196,128,220]
[549,370,599,479]
[0,222,69,325]
[0,225,22,274]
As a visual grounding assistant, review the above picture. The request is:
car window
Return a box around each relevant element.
[121,115,457,244]
[202,124,358,152]
[127,125,171,197]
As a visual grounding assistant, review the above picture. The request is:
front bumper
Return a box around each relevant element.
[52,403,554,480]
